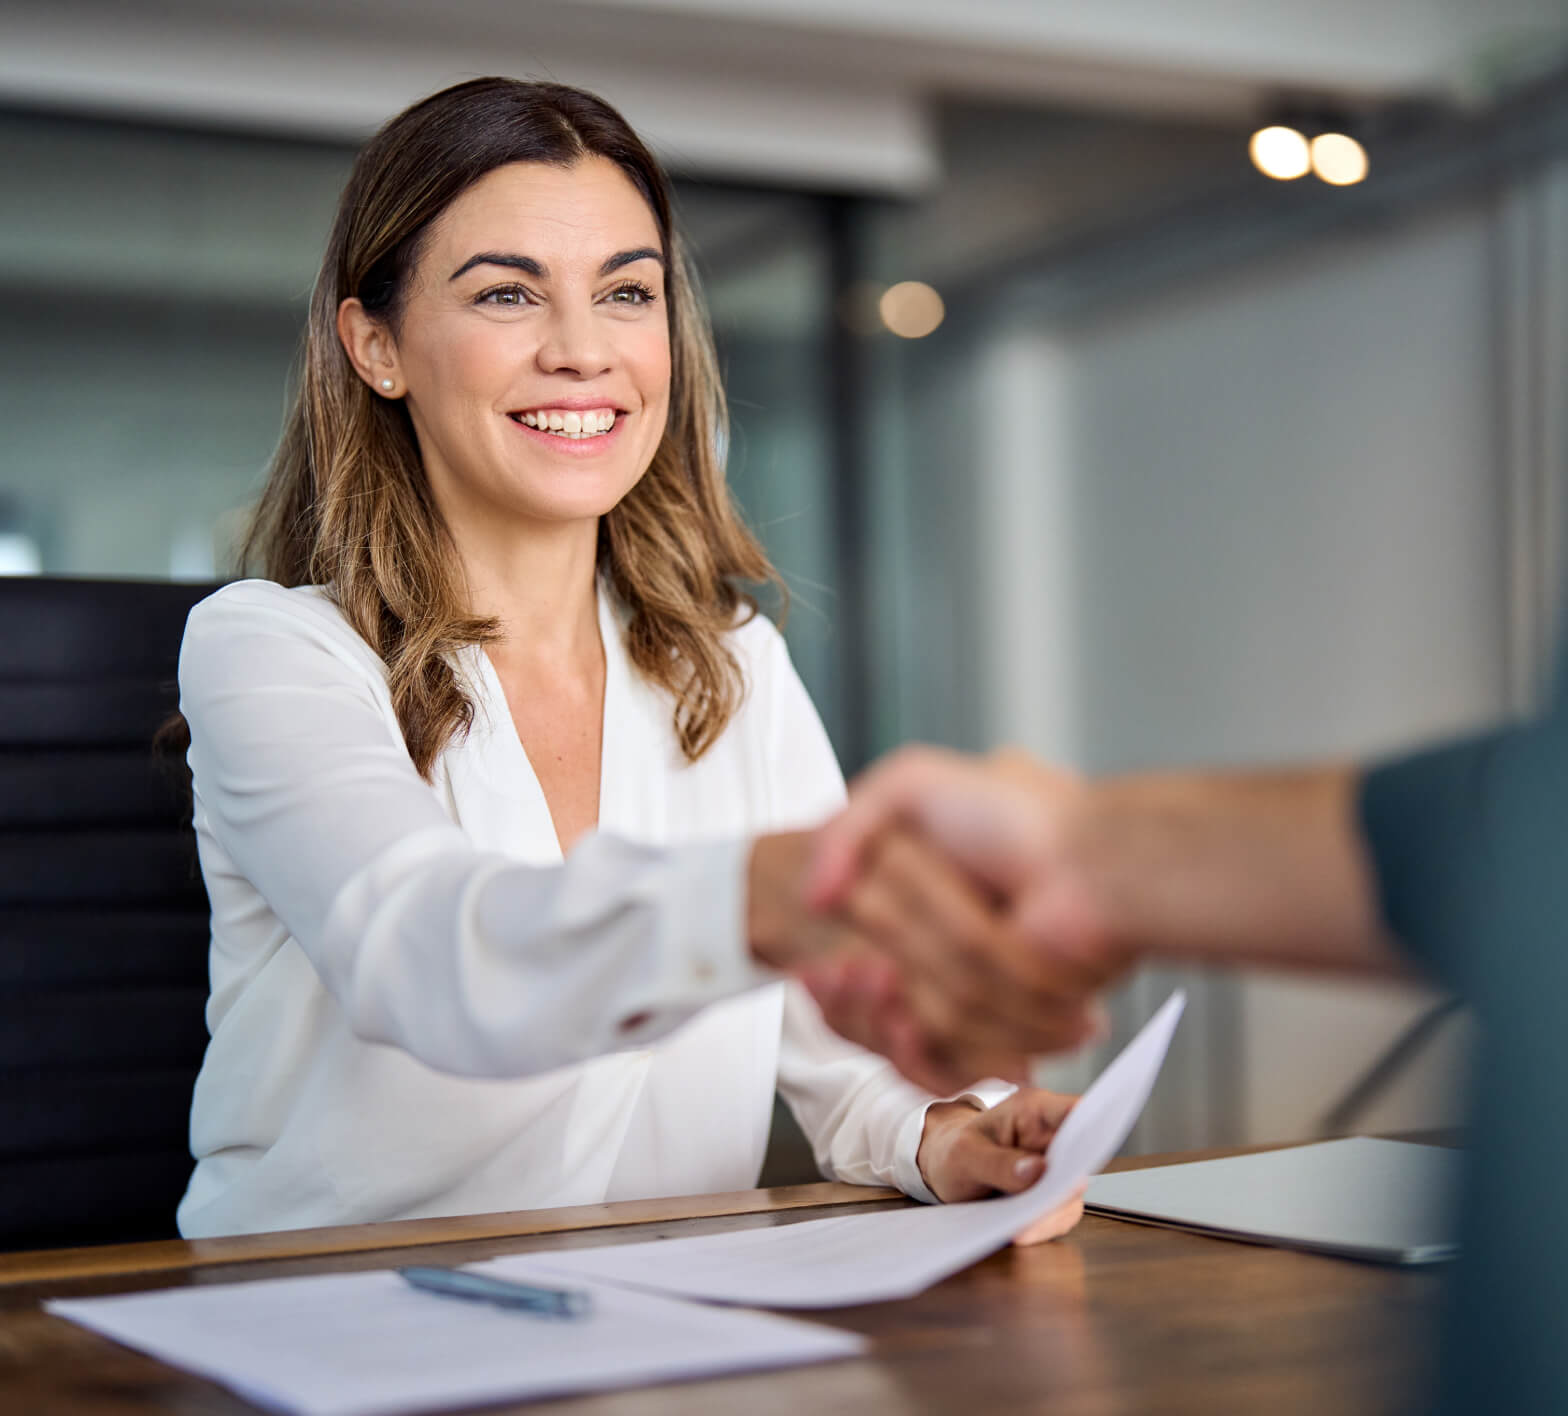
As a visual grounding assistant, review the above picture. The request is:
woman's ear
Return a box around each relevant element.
[337,298,403,398]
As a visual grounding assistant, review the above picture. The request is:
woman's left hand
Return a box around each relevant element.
[915,1087,1086,1245]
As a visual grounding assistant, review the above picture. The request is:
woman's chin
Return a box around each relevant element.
[503,476,644,527]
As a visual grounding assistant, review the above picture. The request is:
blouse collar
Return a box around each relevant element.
[447,578,670,862]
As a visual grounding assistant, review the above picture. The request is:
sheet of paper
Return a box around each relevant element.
[47,1265,864,1416]
[525,990,1186,1308]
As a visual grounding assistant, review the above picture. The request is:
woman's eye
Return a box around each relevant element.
[477,285,530,307]
[606,281,656,306]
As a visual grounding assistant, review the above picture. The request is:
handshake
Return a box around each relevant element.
[747,746,1406,1095]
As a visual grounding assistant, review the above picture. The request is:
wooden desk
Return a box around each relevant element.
[0,1149,1446,1415]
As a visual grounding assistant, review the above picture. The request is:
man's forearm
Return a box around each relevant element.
[801,748,1414,1079]
[1079,765,1410,978]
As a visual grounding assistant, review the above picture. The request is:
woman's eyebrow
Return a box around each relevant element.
[599,247,664,275]
[448,248,665,282]
[449,252,544,281]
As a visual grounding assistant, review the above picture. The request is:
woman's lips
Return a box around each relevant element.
[506,410,628,454]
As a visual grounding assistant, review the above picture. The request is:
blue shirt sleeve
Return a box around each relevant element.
[1357,687,1568,1015]
[1357,723,1508,996]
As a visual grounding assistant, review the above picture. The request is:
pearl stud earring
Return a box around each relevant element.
[380,378,395,392]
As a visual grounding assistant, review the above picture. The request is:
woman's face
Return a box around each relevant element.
[361,157,672,532]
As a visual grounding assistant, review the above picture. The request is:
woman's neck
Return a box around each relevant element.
[455,515,603,671]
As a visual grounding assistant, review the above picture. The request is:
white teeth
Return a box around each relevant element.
[515,409,617,438]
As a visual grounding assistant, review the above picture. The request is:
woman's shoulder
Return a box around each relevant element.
[716,603,804,709]
[182,580,385,682]
[722,602,790,672]
[718,602,846,814]
[606,588,791,693]
[189,577,327,617]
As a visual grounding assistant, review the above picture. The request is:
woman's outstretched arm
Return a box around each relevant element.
[184,581,805,1078]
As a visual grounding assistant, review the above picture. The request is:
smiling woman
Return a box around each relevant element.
[169,77,1087,1241]
[338,161,672,544]
[328,153,686,849]
[249,81,760,775]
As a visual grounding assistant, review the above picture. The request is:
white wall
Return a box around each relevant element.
[938,191,1526,1147]
[1063,202,1507,772]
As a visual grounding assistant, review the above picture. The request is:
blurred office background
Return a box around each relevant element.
[5,0,1568,1160]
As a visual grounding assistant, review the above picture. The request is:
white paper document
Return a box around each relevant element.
[46,1265,863,1416]
[525,990,1187,1308]
[46,991,1182,1413]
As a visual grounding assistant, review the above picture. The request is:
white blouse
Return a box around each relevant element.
[175,579,1003,1238]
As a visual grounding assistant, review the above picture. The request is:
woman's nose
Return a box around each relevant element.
[535,302,612,378]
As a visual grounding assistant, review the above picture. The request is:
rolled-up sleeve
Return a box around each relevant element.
[1358,701,1568,1009]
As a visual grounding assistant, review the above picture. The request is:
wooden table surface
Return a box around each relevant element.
[0,1143,1448,1416]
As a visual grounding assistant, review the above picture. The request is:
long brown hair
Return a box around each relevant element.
[244,77,781,775]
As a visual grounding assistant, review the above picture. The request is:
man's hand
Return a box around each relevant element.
[748,825,1042,1093]
[809,746,1075,911]
[916,1089,1086,1245]
[799,748,1131,1071]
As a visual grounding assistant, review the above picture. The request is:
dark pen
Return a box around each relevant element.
[397,1265,593,1319]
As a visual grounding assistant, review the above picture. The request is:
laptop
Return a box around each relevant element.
[1084,1135,1463,1265]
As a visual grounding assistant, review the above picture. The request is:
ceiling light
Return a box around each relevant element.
[1249,125,1311,181]
[879,281,945,339]
[1310,132,1369,186]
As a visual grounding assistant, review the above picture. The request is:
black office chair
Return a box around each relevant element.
[0,576,221,1251]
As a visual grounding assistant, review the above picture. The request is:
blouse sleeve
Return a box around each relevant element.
[180,582,773,1079]
[746,619,1016,1202]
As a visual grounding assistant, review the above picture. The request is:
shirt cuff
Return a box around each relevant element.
[955,1077,1019,1110]
[891,1078,1018,1206]
[661,834,776,998]
[614,835,776,1047]
[1358,738,1496,994]
[893,1102,942,1204]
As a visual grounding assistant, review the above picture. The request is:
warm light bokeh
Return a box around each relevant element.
[1248,125,1311,180]
[879,280,946,338]
[1311,132,1370,186]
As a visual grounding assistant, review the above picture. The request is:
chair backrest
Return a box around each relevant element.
[0,576,221,1251]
